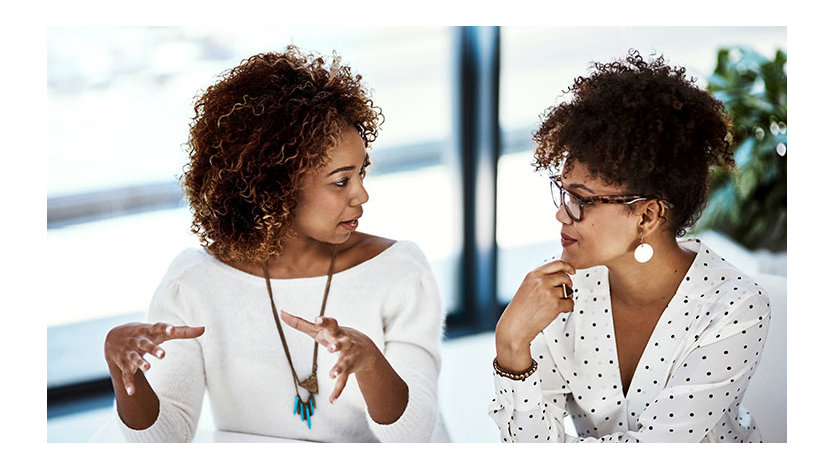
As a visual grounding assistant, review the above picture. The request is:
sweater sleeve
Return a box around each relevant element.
[489,288,771,443]
[116,279,207,442]
[365,244,445,442]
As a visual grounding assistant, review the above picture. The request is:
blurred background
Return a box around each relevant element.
[46,26,786,442]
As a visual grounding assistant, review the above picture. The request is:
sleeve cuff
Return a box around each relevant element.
[493,368,544,412]
[116,399,192,443]
[365,378,437,442]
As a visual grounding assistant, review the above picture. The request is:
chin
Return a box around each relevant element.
[560,249,596,271]
[333,231,354,245]
[560,248,578,267]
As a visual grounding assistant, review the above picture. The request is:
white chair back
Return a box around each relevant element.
[741,273,787,442]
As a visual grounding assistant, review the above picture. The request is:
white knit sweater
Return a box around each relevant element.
[116,240,444,442]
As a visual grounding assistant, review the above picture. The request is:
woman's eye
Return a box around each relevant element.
[335,178,349,187]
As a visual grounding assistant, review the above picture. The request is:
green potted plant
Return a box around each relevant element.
[696,47,787,252]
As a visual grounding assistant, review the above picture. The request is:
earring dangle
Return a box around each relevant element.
[634,233,654,263]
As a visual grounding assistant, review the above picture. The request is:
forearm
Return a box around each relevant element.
[108,361,160,430]
[355,349,409,425]
[495,318,535,372]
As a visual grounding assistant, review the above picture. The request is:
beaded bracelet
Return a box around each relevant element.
[493,357,538,380]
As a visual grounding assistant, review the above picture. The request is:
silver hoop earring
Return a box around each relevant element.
[634,232,654,263]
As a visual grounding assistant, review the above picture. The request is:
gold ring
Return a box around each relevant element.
[560,284,573,299]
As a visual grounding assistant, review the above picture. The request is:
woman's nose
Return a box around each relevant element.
[352,179,369,205]
[555,203,572,225]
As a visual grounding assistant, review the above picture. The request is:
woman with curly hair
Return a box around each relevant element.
[490,50,770,443]
[103,46,444,442]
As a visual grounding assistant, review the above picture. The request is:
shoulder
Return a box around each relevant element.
[379,239,433,273]
[347,232,397,261]
[147,248,217,320]
[340,233,430,272]
[686,240,766,296]
[682,239,771,323]
[156,247,223,290]
[342,237,440,307]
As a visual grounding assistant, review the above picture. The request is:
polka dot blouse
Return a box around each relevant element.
[489,239,771,443]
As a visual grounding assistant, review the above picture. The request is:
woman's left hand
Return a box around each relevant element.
[280,310,383,404]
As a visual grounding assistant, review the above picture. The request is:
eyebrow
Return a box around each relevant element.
[326,154,371,176]
[566,182,596,195]
[327,166,356,176]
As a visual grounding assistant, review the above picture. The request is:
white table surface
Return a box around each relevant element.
[90,416,304,443]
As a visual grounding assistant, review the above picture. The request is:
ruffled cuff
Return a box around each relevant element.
[493,368,545,412]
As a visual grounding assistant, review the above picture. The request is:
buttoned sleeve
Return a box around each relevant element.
[489,329,574,442]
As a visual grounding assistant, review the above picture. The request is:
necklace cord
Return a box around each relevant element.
[262,245,337,396]
[312,246,337,373]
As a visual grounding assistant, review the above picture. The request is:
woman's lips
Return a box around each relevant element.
[339,218,359,232]
[561,233,577,247]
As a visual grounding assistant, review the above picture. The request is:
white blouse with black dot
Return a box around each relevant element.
[489,239,771,443]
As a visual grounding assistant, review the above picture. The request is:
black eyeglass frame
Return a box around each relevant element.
[549,175,674,222]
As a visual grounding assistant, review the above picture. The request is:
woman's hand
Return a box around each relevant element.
[281,311,385,404]
[104,322,205,396]
[495,259,576,372]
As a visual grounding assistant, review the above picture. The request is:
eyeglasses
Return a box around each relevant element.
[549,175,673,222]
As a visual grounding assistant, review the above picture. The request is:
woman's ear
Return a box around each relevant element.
[638,199,667,238]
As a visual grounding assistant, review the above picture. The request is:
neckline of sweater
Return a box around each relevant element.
[199,240,408,285]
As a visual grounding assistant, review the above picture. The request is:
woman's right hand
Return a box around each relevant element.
[494,259,575,372]
[104,322,205,396]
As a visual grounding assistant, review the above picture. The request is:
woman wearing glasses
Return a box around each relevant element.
[490,50,770,443]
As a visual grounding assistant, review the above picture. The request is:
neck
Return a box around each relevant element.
[606,236,696,309]
[266,235,337,279]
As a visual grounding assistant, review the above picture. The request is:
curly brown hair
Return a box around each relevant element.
[181,46,382,263]
[533,49,735,237]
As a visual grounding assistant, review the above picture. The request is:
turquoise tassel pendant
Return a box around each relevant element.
[292,394,316,429]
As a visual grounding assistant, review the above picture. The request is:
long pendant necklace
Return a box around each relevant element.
[262,245,336,429]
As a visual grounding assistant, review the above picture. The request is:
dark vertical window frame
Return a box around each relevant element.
[444,26,502,336]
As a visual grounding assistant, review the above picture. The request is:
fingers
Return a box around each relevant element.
[557,297,575,314]
[281,311,345,352]
[128,350,150,372]
[131,323,202,363]
[527,260,574,283]
[118,350,148,396]
[329,372,349,404]
[134,337,165,361]
[166,325,206,340]
[150,322,204,341]
[546,271,573,289]
[524,269,573,291]
[279,312,357,404]
[328,348,355,404]
[107,322,205,396]
[122,369,136,396]
[537,259,576,276]
[558,283,574,300]
[316,325,345,352]
[280,310,319,337]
